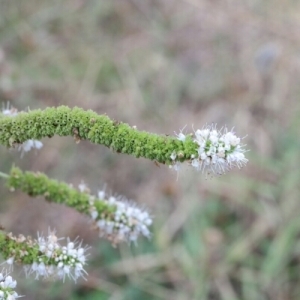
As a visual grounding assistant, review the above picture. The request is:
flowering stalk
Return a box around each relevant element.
[0,105,247,173]
[6,167,152,245]
[0,230,87,282]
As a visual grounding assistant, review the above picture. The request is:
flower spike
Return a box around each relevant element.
[6,167,153,246]
[0,105,247,175]
[0,230,88,282]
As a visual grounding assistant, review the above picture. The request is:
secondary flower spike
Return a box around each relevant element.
[7,167,153,246]
[0,230,88,282]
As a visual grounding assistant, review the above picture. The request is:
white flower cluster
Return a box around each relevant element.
[86,187,152,245]
[1,102,43,155]
[28,231,88,282]
[172,125,248,174]
[17,140,43,155]
[0,271,20,300]
[1,102,18,117]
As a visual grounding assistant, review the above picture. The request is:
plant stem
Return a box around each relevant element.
[0,106,197,165]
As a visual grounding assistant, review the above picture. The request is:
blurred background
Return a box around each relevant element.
[1,0,300,299]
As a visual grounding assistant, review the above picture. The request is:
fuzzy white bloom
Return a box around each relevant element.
[18,140,43,155]
[1,102,43,155]
[0,271,20,299]
[5,259,14,267]
[1,103,18,117]
[21,230,88,282]
[88,189,152,245]
[171,125,248,175]
[170,151,177,161]
[78,181,87,193]
[174,126,187,142]
[192,125,248,174]
[169,162,181,172]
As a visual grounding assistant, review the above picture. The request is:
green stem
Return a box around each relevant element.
[0,230,40,264]
[0,106,197,165]
[7,166,115,216]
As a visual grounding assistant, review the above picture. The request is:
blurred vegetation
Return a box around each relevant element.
[1,0,300,299]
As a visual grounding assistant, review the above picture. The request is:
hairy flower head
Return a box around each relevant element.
[86,188,152,246]
[0,270,20,299]
[1,103,18,117]
[2,231,88,282]
[170,124,248,175]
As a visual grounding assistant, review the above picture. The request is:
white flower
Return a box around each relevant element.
[78,181,87,193]
[174,126,187,142]
[193,125,248,174]
[5,259,14,267]
[169,162,181,172]
[0,270,21,299]
[21,230,88,282]
[170,151,177,161]
[18,140,43,154]
[98,190,105,199]
[176,132,186,141]
[90,191,153,245]
[1,103,18,117]
[170,125,248,175]
[2,231,87,283]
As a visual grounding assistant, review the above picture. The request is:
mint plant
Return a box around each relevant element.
[0,103,248,298]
